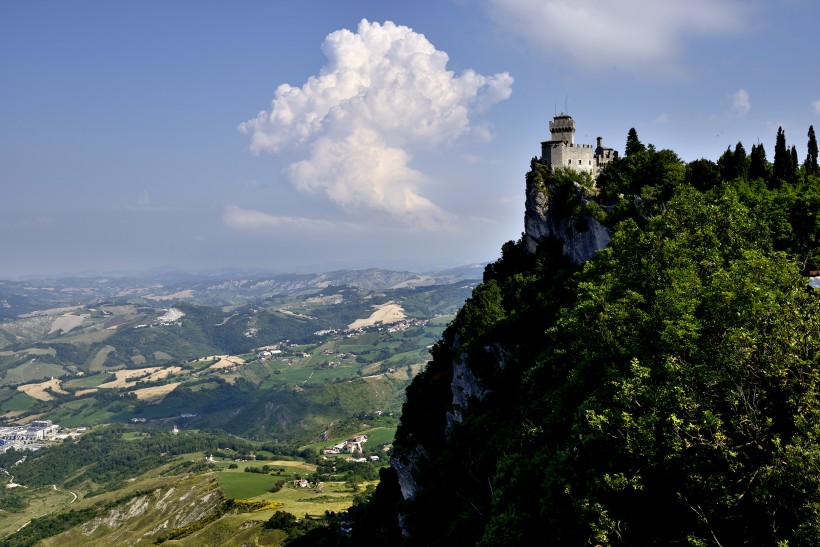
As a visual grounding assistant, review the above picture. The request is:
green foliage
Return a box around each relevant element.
[807,125,819,176]
[625,127,645,156]
[749,143,769,182]
[772,126,798,186]
[455,279,505,352]
[264,509,299,531]
[0,426,259,490]
[685,158,720,192]
[358,126,820,546]
[0,488,26,513]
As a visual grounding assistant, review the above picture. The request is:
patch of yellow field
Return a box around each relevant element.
[96,366,183,389]
[16,378,68,401]
[75,388,99,396]
[347,302,406,330]
[97,367,162,389]
[209,355,246,369]
[144,366,183,382]
[132,382,180,400]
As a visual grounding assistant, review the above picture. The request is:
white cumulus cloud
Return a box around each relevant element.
[485,0,753,74]
[730,88,751,117]
[239,19,513,227]
[812,99,820,115]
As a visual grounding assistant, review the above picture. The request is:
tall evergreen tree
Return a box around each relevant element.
[749,143,770,182]
[718,146,736,181]
[625,127,646,156]
[807,125,819,176]
[773,126,789,184]
[734,141,748,180]
[791,145,799,183]
[718,142,749,182]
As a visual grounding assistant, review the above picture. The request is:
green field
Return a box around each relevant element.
[216,471,283,499]
[0,391,38,413]
[362,426,396,446]
[88,345,116,372]
[62,372,113,389]
[1,361,66,386]
[262,480,368,517]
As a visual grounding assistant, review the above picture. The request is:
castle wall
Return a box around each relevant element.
[541,142,596,176]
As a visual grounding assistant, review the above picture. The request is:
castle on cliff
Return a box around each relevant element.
[540,114,617,178]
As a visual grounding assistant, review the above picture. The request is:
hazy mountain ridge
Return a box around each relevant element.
[0,267,484,318]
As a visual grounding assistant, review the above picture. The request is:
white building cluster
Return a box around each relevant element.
[323,434,369,455]
[0,420,71,452]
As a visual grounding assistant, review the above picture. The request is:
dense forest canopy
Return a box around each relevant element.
[336,125,820,546]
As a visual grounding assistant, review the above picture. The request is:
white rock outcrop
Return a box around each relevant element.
[524,178,611,264]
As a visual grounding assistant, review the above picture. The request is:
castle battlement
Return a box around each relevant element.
[540,114,617,178]
[542,142,594,150]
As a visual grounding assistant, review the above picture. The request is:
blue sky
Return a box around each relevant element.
[2,0,818,278]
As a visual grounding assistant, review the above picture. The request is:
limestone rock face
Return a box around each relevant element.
[391,445,428,501]
[446,352,492,431]
[524,176,611,264]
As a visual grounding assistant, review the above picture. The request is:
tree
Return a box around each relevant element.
[625,127,646,156]
[734,141,748,180]
[263,510,298,531]
[773,126,789,185]
[717,146,736,181]
[717,142,749,182]
[807,125,818,177]
[749,143,770,182]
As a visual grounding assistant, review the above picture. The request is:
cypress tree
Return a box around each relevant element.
[749,143,769,182]
[807,125,819,176]
[718,146,736,181]
[790,145,799,183]
[625,128,645,156]
[773,126,788,184]
[734,141,748,180]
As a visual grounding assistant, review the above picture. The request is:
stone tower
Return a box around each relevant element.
[549,114,576,145]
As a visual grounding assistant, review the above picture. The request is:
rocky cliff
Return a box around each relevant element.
[523,167,611,264]
[377,162,610,544]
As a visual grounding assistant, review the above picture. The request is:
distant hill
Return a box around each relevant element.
[0,266,484,318]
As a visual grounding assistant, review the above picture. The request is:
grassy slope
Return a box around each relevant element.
[2,452,367,546]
